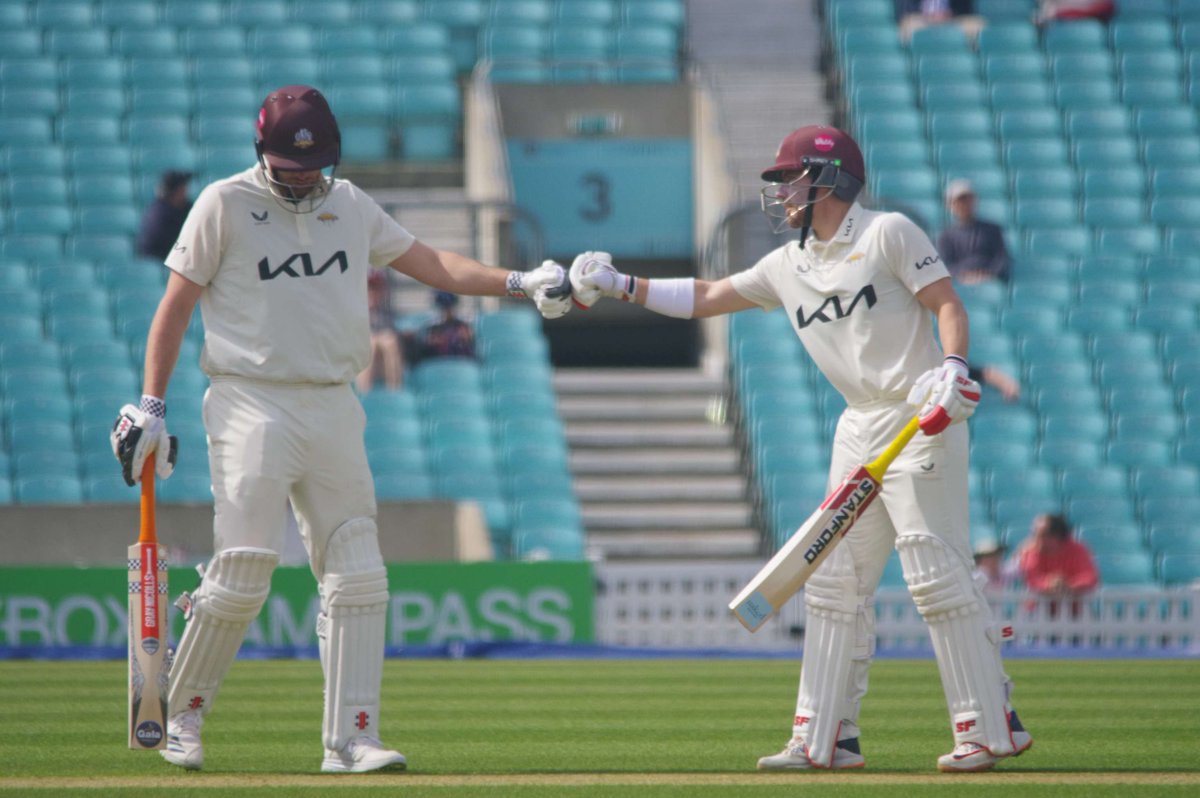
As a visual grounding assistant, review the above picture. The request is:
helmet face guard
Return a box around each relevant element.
[760,160,842,236]
[759,126,866,245]
[256,154,338,215]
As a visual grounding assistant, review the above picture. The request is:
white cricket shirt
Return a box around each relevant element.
[730,203,951,407]
[166,167,415,384]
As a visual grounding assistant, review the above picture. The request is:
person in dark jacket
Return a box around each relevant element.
[136,170,194,261]
[936,179,1011,284]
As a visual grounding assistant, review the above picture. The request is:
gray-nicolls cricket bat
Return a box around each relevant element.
[730,417,920,632]
[129,453,168,749]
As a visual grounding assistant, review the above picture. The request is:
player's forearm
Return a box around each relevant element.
[142,275,202,399]
[935,299,969,361]
[430,248,510,296]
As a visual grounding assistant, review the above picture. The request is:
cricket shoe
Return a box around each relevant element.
[321,735,408,774]
[757,737,865,770]
[937,710,1033,773]
[161,709,204,770]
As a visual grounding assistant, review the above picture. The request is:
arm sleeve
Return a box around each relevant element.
[727,254,783,310]
[361,188,416,266]
[877,212,951,295]
[165,184,223,286]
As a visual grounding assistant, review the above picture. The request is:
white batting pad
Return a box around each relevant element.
[795,564,866,767]
[167,547,278,717]
[319,518,390,752]
[897,533,1014,754]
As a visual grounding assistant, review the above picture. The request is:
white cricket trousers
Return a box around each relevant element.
[203,377,377,579]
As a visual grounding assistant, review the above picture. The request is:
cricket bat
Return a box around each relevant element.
[128,453,168,749]
[730,416,921,632]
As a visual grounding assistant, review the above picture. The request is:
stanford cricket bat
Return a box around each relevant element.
[730,417,921,632]
[128,453,168,749]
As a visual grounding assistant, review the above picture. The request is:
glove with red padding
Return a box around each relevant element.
[906,356,981,436]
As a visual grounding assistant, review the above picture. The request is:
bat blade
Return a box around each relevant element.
[129,455,168,750]
[729,466,883,631]
[729,417,921,633]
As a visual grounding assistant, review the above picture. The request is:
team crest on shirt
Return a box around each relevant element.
[847,252,864,262]
[294,128,315,149]
[317,212,338,224]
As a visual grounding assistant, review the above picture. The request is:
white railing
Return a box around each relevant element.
[594,561,1200,653]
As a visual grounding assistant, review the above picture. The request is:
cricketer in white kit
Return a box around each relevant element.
[110,86,572,773]
[568,125,1031,773]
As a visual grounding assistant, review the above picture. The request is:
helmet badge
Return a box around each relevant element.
[293,128,315,149]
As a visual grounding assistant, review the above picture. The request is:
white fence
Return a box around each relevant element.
[594,561,1200,653]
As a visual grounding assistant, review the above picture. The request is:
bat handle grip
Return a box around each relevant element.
[139,453,157,544]
[865,417,921,482]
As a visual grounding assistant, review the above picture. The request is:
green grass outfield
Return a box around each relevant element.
[1,658,1197,797]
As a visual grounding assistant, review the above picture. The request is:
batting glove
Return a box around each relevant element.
[569,251,635,309]
[506,260,572,319]
[906,357,981,436]
[111,396,179,486]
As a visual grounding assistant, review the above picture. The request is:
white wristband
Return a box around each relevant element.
[943,354,968,379]
[644,278,695,319]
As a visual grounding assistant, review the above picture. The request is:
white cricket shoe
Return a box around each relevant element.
[937,710,1033,773]
[321,735,408,774]
[161,710,204,770]
[757,737,866,770]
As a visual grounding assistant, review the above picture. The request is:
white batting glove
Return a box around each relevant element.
[906,357,981,436]
[506,260,572,319]
[569,251,634,309]
[111,396,179,486]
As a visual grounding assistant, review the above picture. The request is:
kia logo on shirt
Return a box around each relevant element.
[796,285,877,328]
[914,255,940,270]
[258,251,350,280]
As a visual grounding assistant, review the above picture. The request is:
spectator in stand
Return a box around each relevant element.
[1014,514,1099,616]
[973,537,1015,596]
[137,170,193,262]
[1035,0,1115,25]
[936,180,1011,285]
[896,0,985,44]
[355,270,404,393]
[408,290,476,364]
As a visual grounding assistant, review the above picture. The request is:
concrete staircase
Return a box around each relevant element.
[555,368,761,561]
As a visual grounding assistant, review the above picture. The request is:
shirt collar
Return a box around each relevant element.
[800,202,863,254]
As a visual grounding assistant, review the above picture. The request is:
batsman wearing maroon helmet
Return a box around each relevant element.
[110,86,572,773]
[569,125,1031,773]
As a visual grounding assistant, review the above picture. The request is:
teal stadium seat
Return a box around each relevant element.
[976,20,1038,54]
[490,0,553,25]
[112,29,178,59]
[34,2,94,30]
[1136,107,1198,139]
[1042,20,1107,54]
[1055,79,1118,111]
[512,524,585,561]
[0,58,57,89]
[192,58,255,90]
[183,27,247,58]
[1159,554,1200,587]
[1093,551,1156,587]
[16,476,84,504]
[291,0,354,26]
[0,86,60,118]
[0,31,42,60]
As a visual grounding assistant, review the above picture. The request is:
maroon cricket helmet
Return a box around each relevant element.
[761,125,865,198]
[255,85,341,171]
